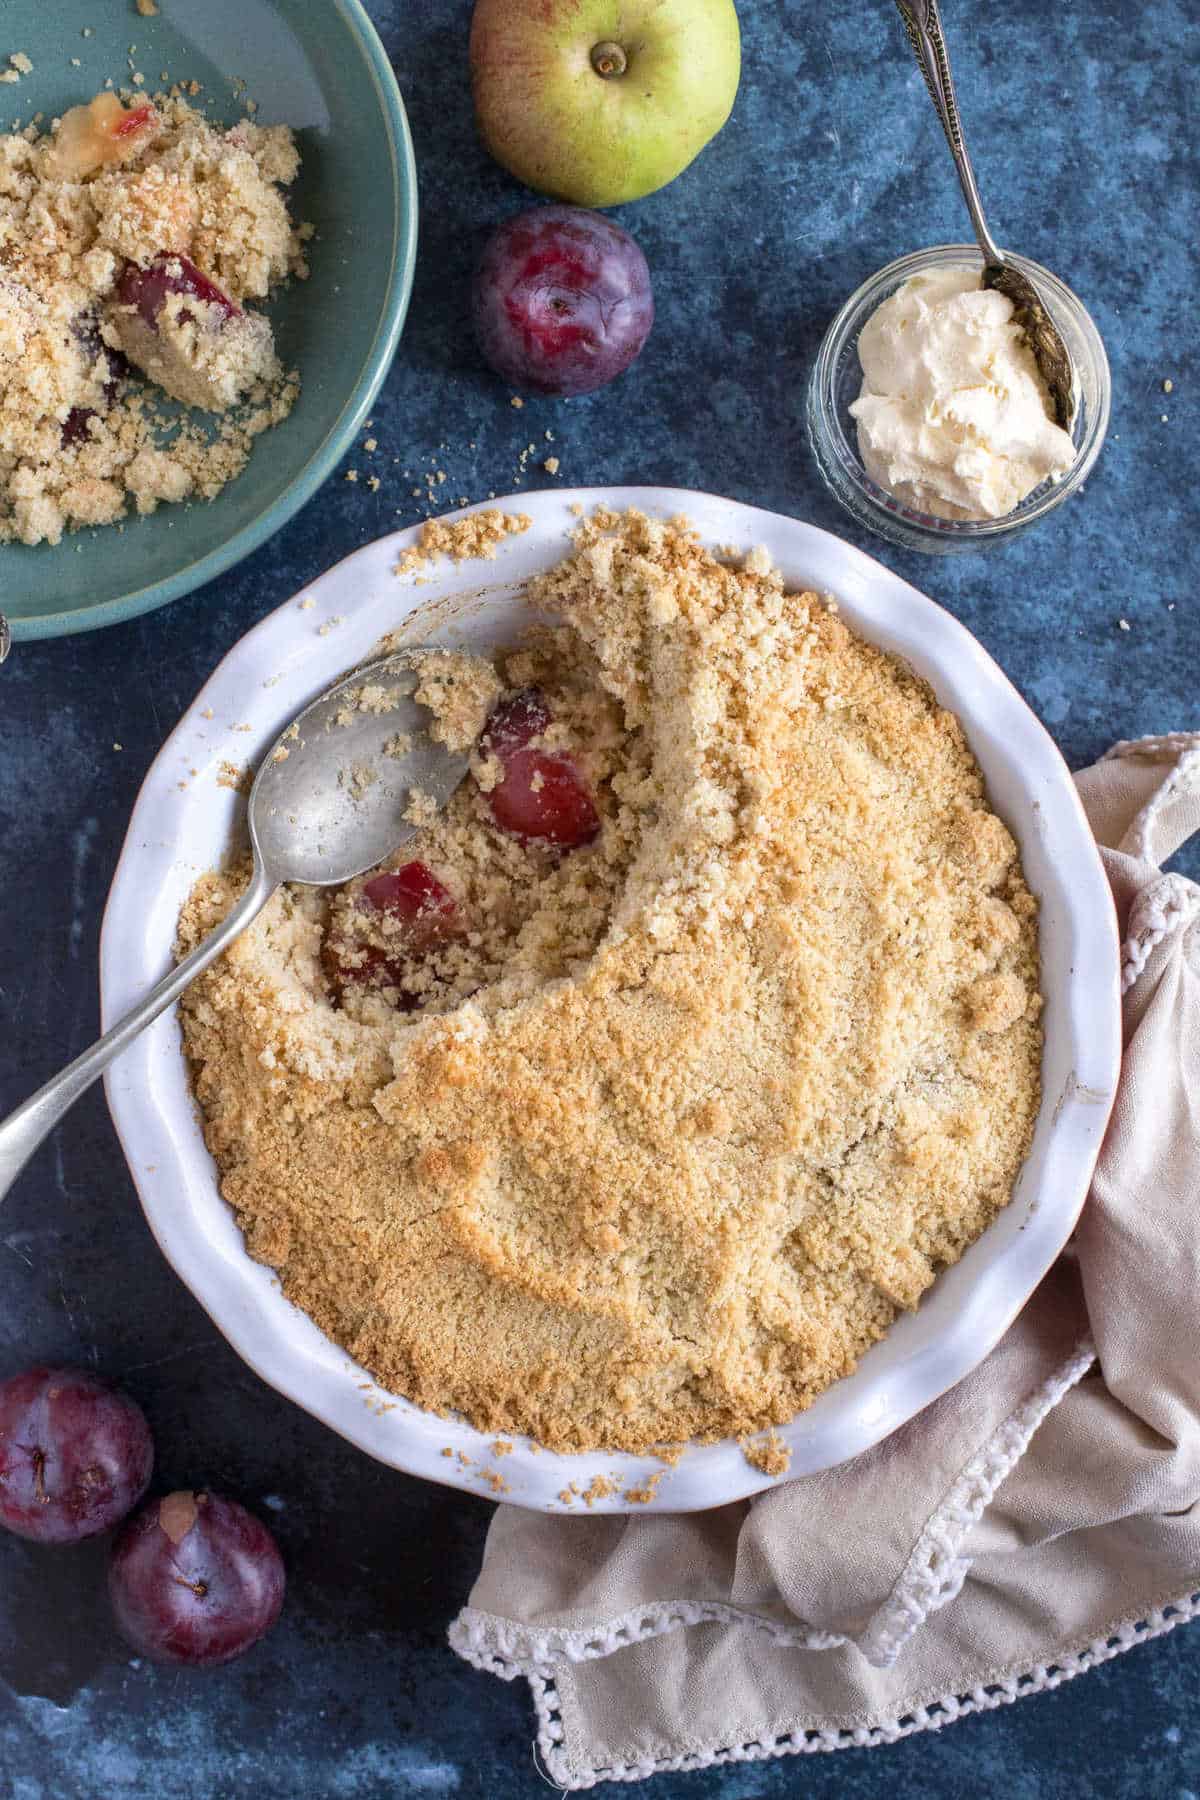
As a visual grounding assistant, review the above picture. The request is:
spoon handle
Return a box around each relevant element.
[892,0,1004,265]
[0,863,277,1206]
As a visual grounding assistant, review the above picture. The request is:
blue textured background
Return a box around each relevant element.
[1,2,1197,1796]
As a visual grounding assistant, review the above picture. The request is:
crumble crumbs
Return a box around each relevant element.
[216,759,248,792]
[741,1429,791,1477]
[392,509,531,576]
[417,663,500,752]
[344,763,377,802]
[624,1473,665,1505]
[333,682,405,723]
[0,92,307,546]
[401,787,438,828]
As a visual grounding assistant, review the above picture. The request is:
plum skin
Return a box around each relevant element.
[108,1490,285,1667]
[481,689,600,846]
[116,254,239,331]
[0,1366,154,1544]
[473,205,654,396]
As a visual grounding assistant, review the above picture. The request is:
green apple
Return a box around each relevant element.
[470,0,741,208]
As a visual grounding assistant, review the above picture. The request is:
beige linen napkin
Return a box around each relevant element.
[449,732,1200,1789]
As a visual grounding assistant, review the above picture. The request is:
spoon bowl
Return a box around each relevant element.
[982,264,1075,430]
[250,653,471,888]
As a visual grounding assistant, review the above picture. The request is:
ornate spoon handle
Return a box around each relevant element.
[892,0,1004,265]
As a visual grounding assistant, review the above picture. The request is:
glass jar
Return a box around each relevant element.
[807,244,1111,555]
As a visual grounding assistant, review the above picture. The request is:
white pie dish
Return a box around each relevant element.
[101,488,1121,1513]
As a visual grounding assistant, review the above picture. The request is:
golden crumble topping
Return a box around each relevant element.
[177,511,1041,1454]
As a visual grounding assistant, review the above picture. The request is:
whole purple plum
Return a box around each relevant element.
[473,205,653,396]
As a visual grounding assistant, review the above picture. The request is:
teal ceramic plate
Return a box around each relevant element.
[1,0,417,640]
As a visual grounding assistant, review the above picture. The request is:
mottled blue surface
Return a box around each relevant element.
[1,2,1197,1796]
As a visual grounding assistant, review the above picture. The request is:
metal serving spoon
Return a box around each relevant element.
[892,0,1075,430]
[0,650,470,1205]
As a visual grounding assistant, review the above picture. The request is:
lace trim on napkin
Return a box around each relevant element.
[857,1336,1096,1666]
[1095,730,1200,990]
[496,1589,1200,1787]
[1120,873,1200,992]
[1101,731,1200,873]
[450,1339,1162,1787]
[1101,732,1200,762]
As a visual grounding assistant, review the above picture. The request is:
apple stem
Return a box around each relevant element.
[590,41,628,78]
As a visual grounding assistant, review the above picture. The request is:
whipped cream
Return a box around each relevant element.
[850,266,1076,521]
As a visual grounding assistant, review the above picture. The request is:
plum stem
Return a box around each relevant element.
[590,41,627,78]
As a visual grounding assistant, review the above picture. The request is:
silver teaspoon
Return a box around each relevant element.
[892,0,1075,430]
[0,649,472,1204]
